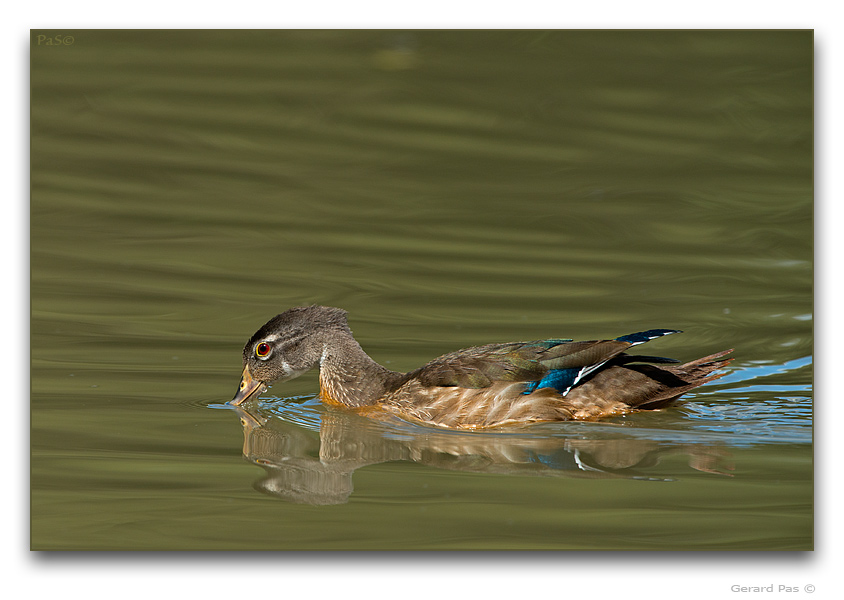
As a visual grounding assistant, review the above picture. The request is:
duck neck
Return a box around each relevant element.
[317,330,402,407]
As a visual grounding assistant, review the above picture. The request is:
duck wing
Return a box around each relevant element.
[410,329,681,395]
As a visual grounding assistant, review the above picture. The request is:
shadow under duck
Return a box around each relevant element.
[231,306,732,430]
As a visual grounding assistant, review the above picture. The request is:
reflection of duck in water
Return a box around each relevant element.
[231,306,732,430]
[232,403,734,505]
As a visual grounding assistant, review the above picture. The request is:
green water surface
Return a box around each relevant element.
[30,30,812,550]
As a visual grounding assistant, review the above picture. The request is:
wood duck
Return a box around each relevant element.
[231,305,732,430]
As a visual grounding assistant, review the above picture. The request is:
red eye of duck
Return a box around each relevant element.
[255,342,272,358]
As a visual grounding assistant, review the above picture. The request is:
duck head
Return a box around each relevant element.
[230,306,349,406]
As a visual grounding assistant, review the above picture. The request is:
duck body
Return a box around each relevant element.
[231,306,732,430]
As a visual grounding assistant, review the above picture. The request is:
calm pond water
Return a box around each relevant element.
[30,30,812,551]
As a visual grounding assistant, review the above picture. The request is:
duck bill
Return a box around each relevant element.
[230,365,266,406]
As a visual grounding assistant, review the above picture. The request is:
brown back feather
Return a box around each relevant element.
[407,339,636,389]
[382,349,733,428]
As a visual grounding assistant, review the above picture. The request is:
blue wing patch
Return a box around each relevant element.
[523,366,582,396]
[523,329,682,397]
